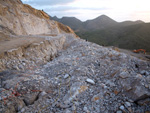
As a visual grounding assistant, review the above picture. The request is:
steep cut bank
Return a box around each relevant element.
[0,0,76,35]
[0,35,66,71]
[0,0,55,35]
[0,0,77,71]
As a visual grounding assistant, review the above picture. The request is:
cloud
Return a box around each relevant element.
[43,5,110,21]
[21,0,150,22]
[22,0,76,6]
[44,5,110,12]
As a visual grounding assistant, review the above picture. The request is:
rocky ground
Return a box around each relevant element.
[0,36,150,113]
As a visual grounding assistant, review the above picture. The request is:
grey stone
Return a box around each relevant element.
[86,78,95,84]
[105,80,115,87]
[23,93,39,105]
[145,84,149,88]
[72,105,76,111]
[20,108,25,112]
[57,103,71,109]
[38,91,47,98]
[119,71,129,79]
[18,64,24,69]
[83,106,88,112]
[140,70,149,75]
[116,110,122,113]
[119,105,125,110]
[64,74,70,79]
[64,109,72,113]
[125,102,131,107]
[12,65,19,70]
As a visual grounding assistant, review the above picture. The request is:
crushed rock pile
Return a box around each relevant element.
[0,36,150,113]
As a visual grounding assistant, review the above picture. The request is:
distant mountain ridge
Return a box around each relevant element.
[51,15,150,52]
[50,15,144,32]
[77,23,150,52]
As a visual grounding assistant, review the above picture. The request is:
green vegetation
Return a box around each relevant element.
[76,23,150,52]
[51,15,150,52]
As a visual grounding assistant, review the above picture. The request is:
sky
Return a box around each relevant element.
[22,0,150,22]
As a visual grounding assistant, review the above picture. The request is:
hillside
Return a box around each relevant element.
[83,15,118,30]
[51,15,118,31]
[119,20,144,26]
[50,16,84,32]
[77,23,150,52]
[51,15,145,31]
[51,15,150,52]
[0,0,150,113]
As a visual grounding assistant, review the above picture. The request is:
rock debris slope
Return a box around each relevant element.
[1,37,150,113]
[0,0,150,113]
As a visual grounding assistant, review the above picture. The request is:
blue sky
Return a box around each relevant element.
[22,0,150,22]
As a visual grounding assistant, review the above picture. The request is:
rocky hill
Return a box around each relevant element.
[50,16,84,32]
[51,15,144,32]
[77,23,150,52]
[51,15,150,52]
[83,15,118,31]
[0,0,150,113]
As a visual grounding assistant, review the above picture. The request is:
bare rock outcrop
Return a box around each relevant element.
[0,35,66,71]
[0,0,77,36]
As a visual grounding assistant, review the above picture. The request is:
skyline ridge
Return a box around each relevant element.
[51,14,146,23]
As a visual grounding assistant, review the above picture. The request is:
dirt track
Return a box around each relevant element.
[0,36,44,54]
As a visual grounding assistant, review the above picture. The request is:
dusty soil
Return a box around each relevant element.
[0,36,44,54]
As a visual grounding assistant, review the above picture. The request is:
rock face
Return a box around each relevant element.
[0,0,150,113]
[0,0,77,71]
[0,35,66,71]
[0,0,75,35]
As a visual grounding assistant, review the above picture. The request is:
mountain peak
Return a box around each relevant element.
[83,15,117,30]
[135,20,145,23]
[97,14,109,18]
[94,15,116,22]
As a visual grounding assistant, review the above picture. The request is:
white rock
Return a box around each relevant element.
[83,106,88,112]
[119,105,125,110]
[86,78,95,85]
[21,108,25,112]
[39,91,47,97]
[125,102,131,107]
[64,74,69,79]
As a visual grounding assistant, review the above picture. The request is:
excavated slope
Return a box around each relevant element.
[0,0,150,113]
[0,0,77,71]
[0,0,75,35]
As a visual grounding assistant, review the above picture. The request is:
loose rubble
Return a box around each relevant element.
[0,36,150,113]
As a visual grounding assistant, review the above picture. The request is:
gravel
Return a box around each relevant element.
[1,37,150,113]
